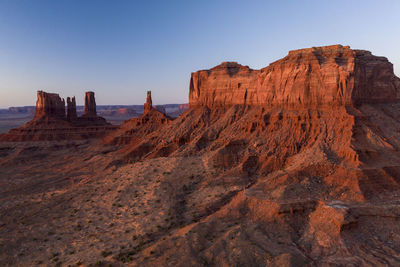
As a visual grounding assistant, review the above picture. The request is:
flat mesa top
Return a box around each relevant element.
[288,44,351,55]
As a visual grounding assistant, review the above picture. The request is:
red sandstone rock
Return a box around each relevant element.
[34,91,66,120]
[144,91,153,113]
[189,45,400,108]
[104,92,171,146]
[67,96,77,121]
[0,90,112,141]
[83,91,97,117]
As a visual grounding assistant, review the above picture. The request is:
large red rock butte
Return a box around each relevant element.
[189,45,400,108]
[98,45,400,265]
[112,44,400,186]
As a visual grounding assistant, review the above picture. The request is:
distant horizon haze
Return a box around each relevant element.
[0,0,399,108]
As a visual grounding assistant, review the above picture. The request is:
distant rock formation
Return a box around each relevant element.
[67,97,77,121]
[83,91,97,117]
[104,91,171,146]
[34,91,66,120]
[0,90,116,141]
[189,45,400,108]
[144,91,153,113]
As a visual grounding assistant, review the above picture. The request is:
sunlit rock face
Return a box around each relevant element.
[144,90,153,113]
[34,91,66,120]
[189,45,400,108]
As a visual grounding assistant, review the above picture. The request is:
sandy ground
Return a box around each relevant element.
[0,140,243,266]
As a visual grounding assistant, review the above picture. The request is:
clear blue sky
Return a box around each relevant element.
[0,0,399,108]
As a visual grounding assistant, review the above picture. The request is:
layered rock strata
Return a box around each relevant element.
[111,45,400,186]
[189,45,400,108]
[102,45,400,265]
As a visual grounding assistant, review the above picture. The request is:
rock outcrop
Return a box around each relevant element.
[83,91,97,117]
[34,91,66,120]
[67,96,77,121]
[189,45,400,108]
[77,91,108,126]
[103,91,171,146]
[144,91,153,113]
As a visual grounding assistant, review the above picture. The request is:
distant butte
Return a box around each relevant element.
[0,91,116,141]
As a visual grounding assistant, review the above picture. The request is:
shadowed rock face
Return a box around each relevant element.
[84,91,97,117]
[67,96,77,121]
[34,91,66,120]
[189,45,400,108]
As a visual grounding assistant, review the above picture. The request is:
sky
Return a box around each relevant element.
[0,0,399,108]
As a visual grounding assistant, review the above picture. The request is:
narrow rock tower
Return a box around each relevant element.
[84,91,97,117]
[66,96,77,121]
[144,91,153,113]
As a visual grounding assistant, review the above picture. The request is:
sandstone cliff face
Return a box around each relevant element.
[34,91,66,120]
[189,45,400,107]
